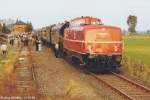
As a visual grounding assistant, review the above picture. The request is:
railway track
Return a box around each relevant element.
[90,72,150,100]
[13,47,39,99]
[28,47,49,98]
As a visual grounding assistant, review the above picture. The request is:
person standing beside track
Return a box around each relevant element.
[35,36,39,51]
[54,44,59,57]
[25,35,29,46]
[0,42,8,58]
[9,36,14,47]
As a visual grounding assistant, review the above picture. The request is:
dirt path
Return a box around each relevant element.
[31,46,104,100]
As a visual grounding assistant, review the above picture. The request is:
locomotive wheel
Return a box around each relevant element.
[71,56,80,66]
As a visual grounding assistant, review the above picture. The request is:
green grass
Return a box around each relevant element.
[124,36,150,65]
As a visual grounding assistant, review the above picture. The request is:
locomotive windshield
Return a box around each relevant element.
[85,28,121,42]
[85,29,109,41]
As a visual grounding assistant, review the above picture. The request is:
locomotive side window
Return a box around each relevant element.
[91,19,102,25]
[91,21,101,25]
[74,31,82,40]
[70,19,86,26]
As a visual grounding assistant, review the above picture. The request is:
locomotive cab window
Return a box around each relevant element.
[74,31,82,40]
[91,19,102,25]
[91,21,102,25]
[70,19,86,26]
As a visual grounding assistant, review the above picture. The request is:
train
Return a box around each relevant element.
[41,16,123,72]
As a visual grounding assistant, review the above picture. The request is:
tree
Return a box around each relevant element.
[127,15,137,34]
[2,23,10,33]
[0,23,2,33]
[26,22,33,32]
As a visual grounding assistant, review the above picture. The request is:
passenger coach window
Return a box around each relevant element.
[75,31,82,40]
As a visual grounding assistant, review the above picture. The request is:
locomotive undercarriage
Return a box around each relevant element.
[83,54,122,72]
[62,48,121,72]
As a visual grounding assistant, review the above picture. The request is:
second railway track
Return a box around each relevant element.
[90,71,150,100]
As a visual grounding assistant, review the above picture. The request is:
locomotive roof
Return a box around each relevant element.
[71,16,101,21]
[70,16,102,26]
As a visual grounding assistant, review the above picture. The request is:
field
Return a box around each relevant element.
[123,35,150,83]
[123,36,150,65]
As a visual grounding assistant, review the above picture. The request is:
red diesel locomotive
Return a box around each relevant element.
[48,16,122,71]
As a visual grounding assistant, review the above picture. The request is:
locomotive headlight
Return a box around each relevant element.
[116,56,122,62]
[114,46,118,52]
[87,44,93,54]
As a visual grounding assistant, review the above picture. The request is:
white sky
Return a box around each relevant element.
[0,0,149,31]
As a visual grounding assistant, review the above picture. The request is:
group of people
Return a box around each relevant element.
[0,32,42,58]
[8,33,42,48]
[35,36,42,51]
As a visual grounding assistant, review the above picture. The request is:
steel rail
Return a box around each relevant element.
[111,72,150,93]
[90,71,150,100]
[90,73,134,100]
